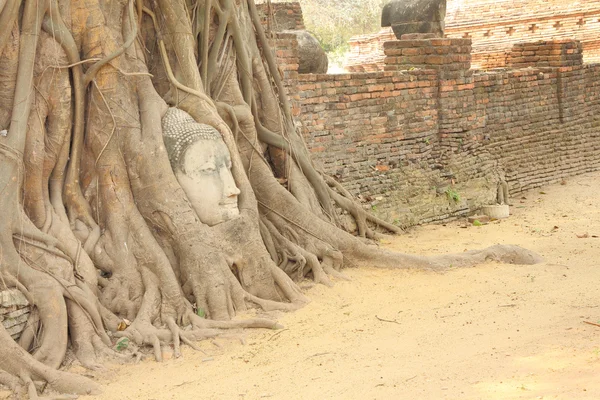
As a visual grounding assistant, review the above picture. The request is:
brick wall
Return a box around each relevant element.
[256,2,305,32]
[346,30,397,72]
[508,40,583,68]
[282,37,600,226]
[1,289,30,340]
[446,0,600,67]
[264,32,302,118]
[346,0,600,70]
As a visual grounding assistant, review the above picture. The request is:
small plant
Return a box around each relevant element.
[115,337,129,351]
[445,188,461,203]
[473,220,482,226]
[371,205,378,212]
[196,308,206,318]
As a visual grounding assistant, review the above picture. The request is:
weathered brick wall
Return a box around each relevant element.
[297,69,455,224]
[1,289,30,340]
[298,69,438,176]
[252,6,600,225]
[454,63,600,195]
[508,40,583,68]
[255,2,305,32]
[267,32,300,88]
[446,0,600,63]
[346,30,396,73]
[265,32,302,118]
[382,37,472,72]
[288,38,600,225]
[346,0,600,70]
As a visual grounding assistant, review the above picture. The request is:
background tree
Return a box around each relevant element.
[299,0,388,57]
[0,0,541,397]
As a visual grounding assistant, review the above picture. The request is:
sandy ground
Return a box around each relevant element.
[8,172,600,400]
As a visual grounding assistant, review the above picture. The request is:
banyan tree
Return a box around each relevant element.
[0,0,541,397]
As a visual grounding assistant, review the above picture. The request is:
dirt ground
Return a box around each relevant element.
[9,172,600,399]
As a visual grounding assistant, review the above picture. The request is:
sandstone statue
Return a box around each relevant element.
[0,0,540,396]
[284,30,329,73]
[497,181,510,205]
[163,108,240,226]
[382,0,447,38]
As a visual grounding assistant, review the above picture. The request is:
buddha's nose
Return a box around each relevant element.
[221,168,241,197]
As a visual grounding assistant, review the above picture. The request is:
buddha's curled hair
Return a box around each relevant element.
[162,107,221,171]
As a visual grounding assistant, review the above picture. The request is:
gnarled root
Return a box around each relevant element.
[0,323,102,398]
[249,151,542,274]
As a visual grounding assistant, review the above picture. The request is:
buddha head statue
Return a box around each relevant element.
[162,107,240,226]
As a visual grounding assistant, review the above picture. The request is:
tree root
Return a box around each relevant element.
[0,0,21,58]
[325,175,403,236]
[113,318,221,362]
[42,0,99,233]
[0,321,102,398]
[83,0,137,86]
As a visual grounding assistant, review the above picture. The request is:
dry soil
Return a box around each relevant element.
[16,172,600,399]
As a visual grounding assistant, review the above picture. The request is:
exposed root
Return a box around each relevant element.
[0,323,102,397]
[83,0,137,86]
[325,175,403,236]
[347,242,544,271]
[0,0,21,58]
[113,318,220,362]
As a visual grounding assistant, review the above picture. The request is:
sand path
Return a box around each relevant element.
[51,173,600,399]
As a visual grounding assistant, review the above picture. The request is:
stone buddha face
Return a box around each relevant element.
[162,108,240,226]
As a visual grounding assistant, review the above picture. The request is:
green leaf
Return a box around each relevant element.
[445,188,460,203]
[196,308,206,318]
[116,337,129,351]
[473,220,482,226]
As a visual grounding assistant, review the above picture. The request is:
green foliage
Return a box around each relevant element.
[196,308,206,318]
[116,337,129,351]
[299,0,387,58]
[256,0,387,67]
[472,220,482,226]
[445,188,461,203]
